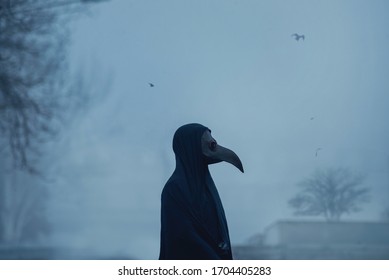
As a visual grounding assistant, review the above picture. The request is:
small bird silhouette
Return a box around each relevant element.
[310,117,315,120]
[291,33,305,41]
[315,148,322,157]
[149,83,155,87]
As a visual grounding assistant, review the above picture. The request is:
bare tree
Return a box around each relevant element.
[0,0,108,245]
[288,168,370,221]
[0,0,69,173]
[0,0,106,173]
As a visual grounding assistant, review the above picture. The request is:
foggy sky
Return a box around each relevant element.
[47,0,389,259]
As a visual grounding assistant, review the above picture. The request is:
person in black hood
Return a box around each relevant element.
[159,123,244,260]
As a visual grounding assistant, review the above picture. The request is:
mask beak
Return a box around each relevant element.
[207,144,244,173]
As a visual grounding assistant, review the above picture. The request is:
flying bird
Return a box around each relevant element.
[148,83,155,87]
[310,117,315,120]
[159,124,244,260]
[315,148,322,157]
[291,33,305,41]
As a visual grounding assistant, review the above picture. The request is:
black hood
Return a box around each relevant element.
[172,123,209,205]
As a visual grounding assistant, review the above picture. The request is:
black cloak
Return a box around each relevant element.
[159,123,233,260]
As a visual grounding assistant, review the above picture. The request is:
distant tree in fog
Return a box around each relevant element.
[0,0,102,173]
[0,0,106,245]
[288,168,370,221]
[0,0,64,244]
[1,1,67,172]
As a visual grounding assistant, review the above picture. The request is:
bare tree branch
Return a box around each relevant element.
[289,168,371,221]
[0,0,82,173]
[0,0,107,245]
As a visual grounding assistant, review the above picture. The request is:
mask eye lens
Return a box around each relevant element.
[210,141,217,151]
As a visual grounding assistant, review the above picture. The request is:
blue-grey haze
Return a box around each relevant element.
[46,0,389,259]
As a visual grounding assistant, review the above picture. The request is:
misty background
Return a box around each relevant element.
[1,0,389,259]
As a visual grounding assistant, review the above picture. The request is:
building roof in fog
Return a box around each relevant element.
[261,220,389,247]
